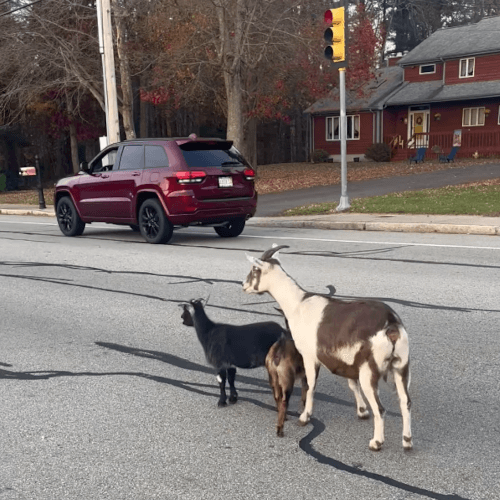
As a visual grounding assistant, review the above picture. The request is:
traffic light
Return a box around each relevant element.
[324,7,347,67]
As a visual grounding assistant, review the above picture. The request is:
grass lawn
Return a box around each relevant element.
[283,179,500,217]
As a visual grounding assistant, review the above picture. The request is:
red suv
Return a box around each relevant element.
[54,137,257,244]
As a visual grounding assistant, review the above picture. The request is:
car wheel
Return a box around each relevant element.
[138,199,173,244]
[56,196,85,237]
[129,224,140,232]
[214,218,246,238]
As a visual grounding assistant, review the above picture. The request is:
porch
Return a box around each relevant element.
[384,130,500,162]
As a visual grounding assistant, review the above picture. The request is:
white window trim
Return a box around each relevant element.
[419,64,436,75]
[462,107,485,127]
[459,57,475,78]
[326,115,361,141]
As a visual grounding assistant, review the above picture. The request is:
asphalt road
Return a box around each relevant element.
[256,162,500,216]
[1,217,499,500]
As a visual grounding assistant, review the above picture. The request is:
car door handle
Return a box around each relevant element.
[132,172,141,176]
[101,174,110,178]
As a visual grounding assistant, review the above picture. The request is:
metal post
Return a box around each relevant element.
[336,67,350,211]
[35,155,46,209]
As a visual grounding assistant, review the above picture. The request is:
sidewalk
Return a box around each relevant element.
[1,204,499,236]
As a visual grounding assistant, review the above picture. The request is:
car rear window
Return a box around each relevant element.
[179,143,248,168]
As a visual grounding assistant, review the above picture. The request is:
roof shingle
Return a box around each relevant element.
[398,16,500,66]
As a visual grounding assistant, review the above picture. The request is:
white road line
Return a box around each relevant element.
[237,233,500,251]
[2,220,499,251]
[0,220,56,226]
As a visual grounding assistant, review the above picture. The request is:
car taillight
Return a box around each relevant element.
[176,171,207,184]
[244,168,255,180]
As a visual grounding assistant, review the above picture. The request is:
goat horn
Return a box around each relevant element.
[261,245,289,261]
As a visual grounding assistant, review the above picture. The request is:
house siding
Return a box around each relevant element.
[445,54,500,84]
[404,64,443,83]
[313,113,374,157]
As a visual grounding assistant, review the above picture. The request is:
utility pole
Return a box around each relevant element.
[97,0,120,146]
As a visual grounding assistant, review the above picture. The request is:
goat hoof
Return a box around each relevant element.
[369,439,383,451]
[403,436,413,450]
[298,412,310,426]
[217,401,227,407]
[357,408,370,419]
[229,395,238,404]
[277,428,284,438]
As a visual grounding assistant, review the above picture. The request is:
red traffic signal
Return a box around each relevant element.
[324,7,347,67]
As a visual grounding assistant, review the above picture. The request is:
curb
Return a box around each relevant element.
[0,208,55,217]
[247,219,500,236]
[2,207,499,236]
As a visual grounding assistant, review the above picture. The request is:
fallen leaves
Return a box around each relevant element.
[255,158,500,195]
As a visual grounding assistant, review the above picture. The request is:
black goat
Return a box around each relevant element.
[180,299,286,407]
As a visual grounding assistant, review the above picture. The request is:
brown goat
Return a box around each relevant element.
[265,336,307,437]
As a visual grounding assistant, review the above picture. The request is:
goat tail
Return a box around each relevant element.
[385,323,410,380]
[382,321,410,383]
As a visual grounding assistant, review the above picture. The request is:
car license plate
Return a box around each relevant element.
[218,176,233,188]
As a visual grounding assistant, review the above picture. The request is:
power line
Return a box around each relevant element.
[0,0,45,17]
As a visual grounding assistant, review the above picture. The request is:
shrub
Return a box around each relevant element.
[312,149,330,163]
[365,143,392,162]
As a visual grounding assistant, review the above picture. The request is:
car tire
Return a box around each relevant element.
[214,218,246,238]
[56,196,86,237]
[138,199,173,244]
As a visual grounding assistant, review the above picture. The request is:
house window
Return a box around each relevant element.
[419,64,435,74]
[462,107,485,126]
[326,115,360,141]
[459,58,475,78]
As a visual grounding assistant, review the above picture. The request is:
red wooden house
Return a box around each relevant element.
[305,16,500,162]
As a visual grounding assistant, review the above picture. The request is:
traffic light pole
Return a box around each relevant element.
[336,67,350,211]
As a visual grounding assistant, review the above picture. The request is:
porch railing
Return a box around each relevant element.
[384,130,500,159]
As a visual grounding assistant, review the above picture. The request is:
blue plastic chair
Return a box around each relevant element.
[439,146,459,163]
[409,147,427,164]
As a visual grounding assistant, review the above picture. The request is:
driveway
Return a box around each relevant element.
[256,162,500,216]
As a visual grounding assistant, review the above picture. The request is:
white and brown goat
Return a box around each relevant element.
[243,245,412,451]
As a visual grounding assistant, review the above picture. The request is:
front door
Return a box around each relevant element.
[408,110,430,147]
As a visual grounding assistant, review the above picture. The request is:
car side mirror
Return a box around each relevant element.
[79,161,89,172]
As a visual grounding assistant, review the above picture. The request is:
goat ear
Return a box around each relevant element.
[246,253,264,268]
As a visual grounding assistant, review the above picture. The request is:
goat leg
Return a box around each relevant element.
[347,378,370,419]
[277,388,292,437]
[393,365,412,450]
[359,363,385,451]
[216,369,228,407]
[299,362,320,426]
[300,376,308,410]
[227,367,238,404]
